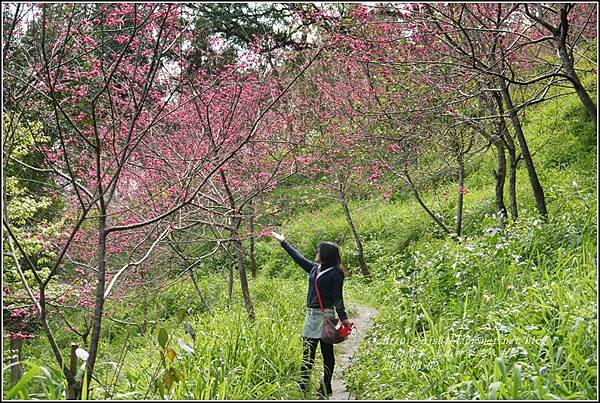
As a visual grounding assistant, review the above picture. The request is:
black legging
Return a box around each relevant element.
[300,337,334,393]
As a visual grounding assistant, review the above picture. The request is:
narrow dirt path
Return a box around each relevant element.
[330,305,378,400]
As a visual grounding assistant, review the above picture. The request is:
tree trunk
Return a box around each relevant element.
[232,229,256,320]
[140,271,147,335]
[141,294,147,336]
[556,6,597,127]
[248,204,257,279]
[219,169,255,320]
[493,91,518,223]
[85,212,108,395]
[485,93,507,228]
[190,269,211,315]
[561,56,597,126]
[226,263,233,310]
[10,338,23,384]
[456,154,465,237]
[499,77,548,219]
[66,342,82,400]
[404,170,451,235]
[507,147,519,223]
[339,191,371,278]
[493,141,508,229]
[219,240,235,311]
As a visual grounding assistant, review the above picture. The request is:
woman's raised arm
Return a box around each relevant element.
[271,231,316,273]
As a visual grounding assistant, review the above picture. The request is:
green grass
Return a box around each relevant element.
[7,272,369,400]
[343,203,596,399]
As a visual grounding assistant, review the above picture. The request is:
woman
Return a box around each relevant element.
[270,231,353,398]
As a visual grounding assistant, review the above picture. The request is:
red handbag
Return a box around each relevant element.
[314,267,354,344]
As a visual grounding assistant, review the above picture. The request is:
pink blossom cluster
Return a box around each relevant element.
[4,332,36,340]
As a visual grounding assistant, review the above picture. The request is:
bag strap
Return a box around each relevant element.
[314,267,333,313]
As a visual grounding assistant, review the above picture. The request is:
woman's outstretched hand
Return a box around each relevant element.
[270,231,285,242]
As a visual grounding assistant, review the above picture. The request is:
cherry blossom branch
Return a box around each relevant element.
[103,225,171,299]
[156,243,221,293]
[7,155,95,201]
[105,45,326,235]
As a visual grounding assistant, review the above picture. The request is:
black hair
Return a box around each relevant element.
[317,242,346,277]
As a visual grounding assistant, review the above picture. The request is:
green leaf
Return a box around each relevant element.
[489,381,503,399]
[81,367,89,400]
[5,365,40,399]
[158,328,168,349]
[495,357,507,380]
[176,308,188,323]
[511,364,522,399]
[534,376,546,398]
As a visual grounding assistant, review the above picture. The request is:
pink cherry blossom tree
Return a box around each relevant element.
[3,3,322,396]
